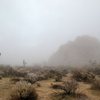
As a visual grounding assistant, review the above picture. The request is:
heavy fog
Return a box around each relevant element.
[0,0,100,65]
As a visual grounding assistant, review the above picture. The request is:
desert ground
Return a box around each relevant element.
[0,65,100,100]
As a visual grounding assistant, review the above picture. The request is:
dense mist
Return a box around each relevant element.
[49,36,100,66]
[0,0,100,65]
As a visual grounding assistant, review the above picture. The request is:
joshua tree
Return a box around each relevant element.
[23,59,27,67]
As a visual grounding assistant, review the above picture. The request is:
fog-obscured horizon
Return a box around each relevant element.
[0,0,100,66]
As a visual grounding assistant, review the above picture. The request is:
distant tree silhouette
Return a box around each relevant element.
[23,60,27,67]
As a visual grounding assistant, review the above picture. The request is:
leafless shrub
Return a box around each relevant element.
[44,70,63,81]
[72,69,95,83]
[62,80,78,95]
[91,78,100,90]
[51,81,89,100]
[23,77,37,84]
[9,81,38,100]
[54,75,62,82]
[52,79,78,95]
[89,66,100,75]
[36,75,47,81]
[0,65,27,77]
[75,91,89,100]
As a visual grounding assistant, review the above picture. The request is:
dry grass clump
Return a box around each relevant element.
[9,81,38,100]
[91,78,100,90]
[72,69,95,83]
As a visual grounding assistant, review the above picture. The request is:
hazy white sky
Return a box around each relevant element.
[0,0,100,65]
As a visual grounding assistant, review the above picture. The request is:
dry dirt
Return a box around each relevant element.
[0,76,100,100]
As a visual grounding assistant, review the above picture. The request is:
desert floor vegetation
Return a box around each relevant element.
[9,81,38,100]
[0,65,100,100]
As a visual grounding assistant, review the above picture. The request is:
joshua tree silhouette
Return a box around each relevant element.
[23,59,27,67]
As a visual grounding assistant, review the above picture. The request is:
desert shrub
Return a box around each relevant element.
[0,76,2,80]
[10,77,23,84]
[0,65,27,77]
[52,91,88,100]
[0,71,4,77]
[9,81,38,100]
[54,75,62,82]
[11,75,38,84]
[52,80,89,100]
[52,80,78,95]
[23,77,37,84]
[45,70,56,78]
[36,75,47,81]
[91,78,100,90]
[62,80,78,95]
[11,77,37,84]
[26,72,49,83]
[72,69,95,83]
[44,70,63,81]
[75,91,89,100]
[61,69,68,76]
[89,66,100,75]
